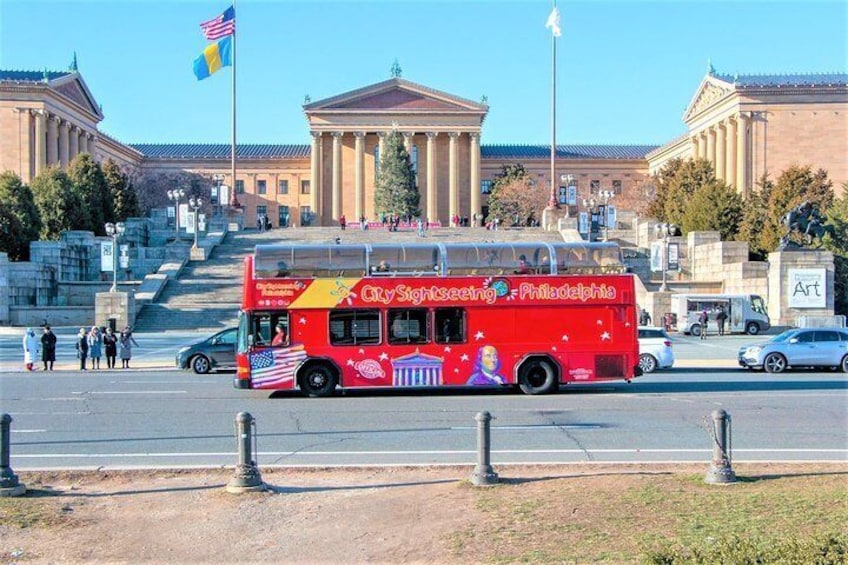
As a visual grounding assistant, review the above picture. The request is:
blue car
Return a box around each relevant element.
[738,328,848,373]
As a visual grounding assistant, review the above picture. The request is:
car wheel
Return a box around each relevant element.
[763,353,787,374]
[639,354,658,374]
[842,355,848,373]
[745,322,760,335]
[518,359,558,395]
[299,364,337,397]
[690,324,702,337]
[191,355,211,374]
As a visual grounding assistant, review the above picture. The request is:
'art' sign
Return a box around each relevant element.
[788,268,826,308]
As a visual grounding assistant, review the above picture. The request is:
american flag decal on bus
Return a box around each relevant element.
[249,345,307,388]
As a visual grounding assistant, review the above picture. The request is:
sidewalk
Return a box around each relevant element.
[0,359,171,373]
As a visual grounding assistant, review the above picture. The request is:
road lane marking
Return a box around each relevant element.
[71,390,188,395]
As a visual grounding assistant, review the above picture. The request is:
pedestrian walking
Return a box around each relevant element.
[23,327,40,371]
[88,326,103,369]
[339,214,346,230]
[41,325,57,371]
[716,306,728,336]
[119,327,139,369]
[75,327,89,371]
[698,309,709,340]
[103,327,118,369]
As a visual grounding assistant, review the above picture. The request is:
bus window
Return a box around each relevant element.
[271,314,289,347]
[388,308,429,345]
[250,312,274,346]
[329,309,381,346]
[435,308,466,344]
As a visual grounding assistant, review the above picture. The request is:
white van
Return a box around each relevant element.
[670,294,770,336]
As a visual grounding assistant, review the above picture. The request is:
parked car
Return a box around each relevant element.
[176,327,237,374]
[638,326,675,373]
[738,328,848,373]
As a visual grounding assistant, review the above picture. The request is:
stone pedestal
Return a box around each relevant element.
[767,249,834,326]
[190,247,208,261]
[95,291,136,331]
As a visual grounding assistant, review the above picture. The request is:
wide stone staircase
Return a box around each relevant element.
[133,225,564,332]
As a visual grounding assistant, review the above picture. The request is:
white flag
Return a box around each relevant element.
[546,5,562,37]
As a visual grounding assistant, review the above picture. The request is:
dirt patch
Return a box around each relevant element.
[1,463,846,563]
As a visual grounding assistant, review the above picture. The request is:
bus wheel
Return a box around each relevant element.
[300,364,337,397]
[518,359,558,395]
[745,322,760,335]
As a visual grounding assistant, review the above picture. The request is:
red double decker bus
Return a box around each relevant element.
[235,241,640,396]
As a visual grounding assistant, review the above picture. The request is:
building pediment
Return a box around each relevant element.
[682,75,735,123]
[51,72,104,121]
[304,77,488,114]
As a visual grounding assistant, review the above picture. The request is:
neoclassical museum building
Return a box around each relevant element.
[1,66,846,227]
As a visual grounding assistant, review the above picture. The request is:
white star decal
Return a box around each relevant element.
[444,346,452,353]
[561,334,569,342]
[625,322,631,327]
[346,359,355,366]
[600,331,611,341]
[358,348,365,354]
[596,320,603,326]
[552,346,557,352]
[454,368,459,373]
[379,352,388,361]
[474,331,485,340]
[299,317,307,325]
[460,353,469,362]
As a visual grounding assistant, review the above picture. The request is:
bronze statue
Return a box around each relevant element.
[778,200,833,250]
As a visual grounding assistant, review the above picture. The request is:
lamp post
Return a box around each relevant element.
[104,221,126,292]
[598,189,615,241]
[212,174,224,216]
[167,188,185,238]
[655,222,677,292]
[189,196,203,249]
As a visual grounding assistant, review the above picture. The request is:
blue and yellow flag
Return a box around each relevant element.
[193,36,232,81]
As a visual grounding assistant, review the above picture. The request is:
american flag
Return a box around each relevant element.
[249,345,307,388]
[200,6,235,41]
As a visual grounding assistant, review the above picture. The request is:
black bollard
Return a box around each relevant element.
[705,409,737,484]
[470,411,499,486]
[226,412,265,493]
[1,414,26,497]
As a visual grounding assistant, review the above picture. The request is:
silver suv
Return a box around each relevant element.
[738,328,848,373]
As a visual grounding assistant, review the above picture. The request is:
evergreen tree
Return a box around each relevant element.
[68,153,108,234]
[374,130,419,219]
[103,159,140,221]
[30,167,86,240]
[823,191,848,316]
[645,157,683,221]
[681,180,743,240]
[738,173,773,258]
[0,171,41,261]
[486,164,546,225]
[663,158,716,226]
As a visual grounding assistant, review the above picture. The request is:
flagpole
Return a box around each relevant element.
[548,1,559,211]
[229,1,240,211]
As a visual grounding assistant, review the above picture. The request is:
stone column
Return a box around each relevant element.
[79,130,89,154]
[403,132,414,155]
[469,132,481,224]
[698,131,707,160]
[33,110,47,174]
[426,132,438,223]
[726,118,738,191]
[331,132,343,221]
[691,135,699,159]
[715,122,727,181]
[448,132,459,223]
[354,132,365,221]
[47,115,59,166]
[736,113,749,197]
[58,120,70,168]
[89,135,98,160]
[706,127,716,170]
[377,132,387,168]
[69,125,79,161]
[309,132,322,221]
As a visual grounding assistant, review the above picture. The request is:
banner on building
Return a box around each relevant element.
[578,211,589,235]
[119,244,129,269]
[567,185,577,206]
[198,213,207,232]
[650,241,662,272]
[100,241,114,272]
[179,203,189,228]
[606,205,617,230]
[558,186,567,205]
[167,206,175,219]
[668,242,679,271]
[788,268,826,308]
[186,211,196,234]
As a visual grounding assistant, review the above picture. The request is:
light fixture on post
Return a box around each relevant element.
[655,222,677,292]
[599,189,615,241]
[166,188,185,238]
[189,196,203,249]
[212,174,224,216]
[104,221,126,293]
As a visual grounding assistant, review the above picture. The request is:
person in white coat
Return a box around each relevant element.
[23,327,40,371]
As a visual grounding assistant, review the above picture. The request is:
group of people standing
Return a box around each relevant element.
[23,324,138,371]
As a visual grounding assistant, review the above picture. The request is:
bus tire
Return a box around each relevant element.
[299,364,337,397]
[518,358,558,395]
[745,322,760,335]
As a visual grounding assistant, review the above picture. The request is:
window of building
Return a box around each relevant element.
[388,308,429,345]
[256,205,267,216]
[434,307,466,344]
[278,180,289,195]
[278,205,290,227]
[300,206,312,226]
[329,309,381,346]
[301,180,310,194]
[590,180,600,193]
[257,179,267,195]
[612,180,622,195]
[481,180,493,194]
[236,180,245,194]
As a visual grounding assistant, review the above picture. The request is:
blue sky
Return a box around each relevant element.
[2,1,845,147]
